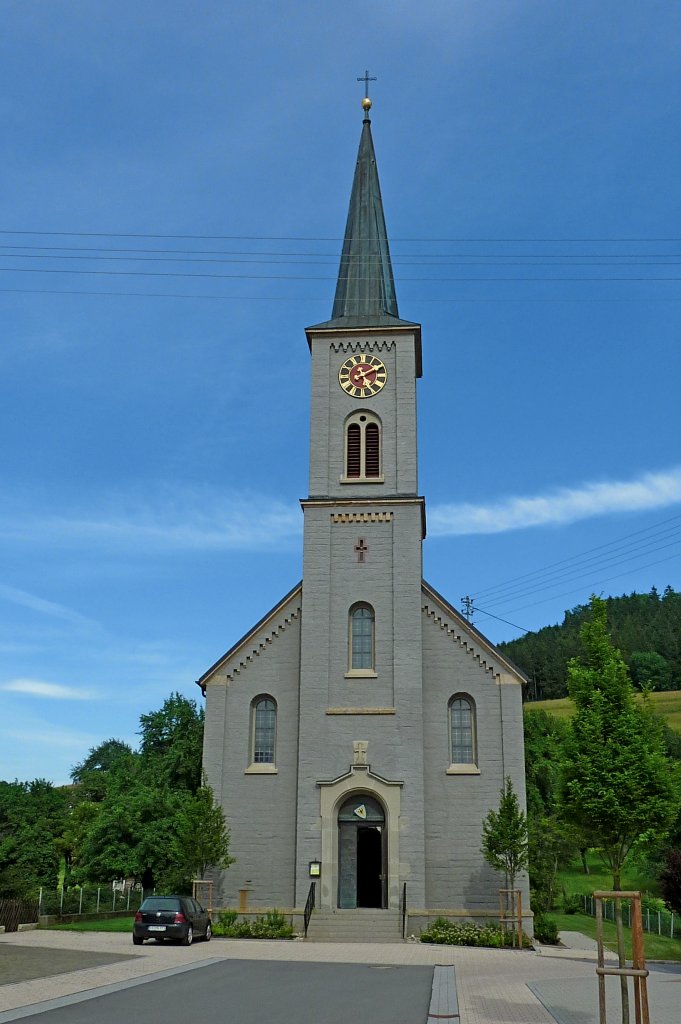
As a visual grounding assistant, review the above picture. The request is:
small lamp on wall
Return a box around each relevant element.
[309,859,321,878]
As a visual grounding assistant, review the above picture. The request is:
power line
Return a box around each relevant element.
[468,605,530,634]
[4,251,681,269]
[486,532,681,612]
[4,243,681,258]
[2,266,681,283]
[498,550,681,618]
[472,510,681,601]
[472,521,681,607]
[2,287,681,304]
[2,229,681,242]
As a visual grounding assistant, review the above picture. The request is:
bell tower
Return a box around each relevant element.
[295,95,427,910]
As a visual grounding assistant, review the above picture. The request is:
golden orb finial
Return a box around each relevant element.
[362,96,372,113]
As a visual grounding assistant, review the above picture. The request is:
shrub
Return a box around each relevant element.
[561,892,582,915]
[660,850,681,914]
[419,917,531,949]
[533,913,559,944]
[212,909,294,939]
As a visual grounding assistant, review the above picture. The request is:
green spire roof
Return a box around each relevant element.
[308,113,418,332]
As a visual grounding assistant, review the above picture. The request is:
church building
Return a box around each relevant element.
[198,98,530,936]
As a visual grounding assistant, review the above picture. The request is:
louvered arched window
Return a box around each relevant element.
[349,603,375,671]
[449,695,476,765]
[344,412,382,481]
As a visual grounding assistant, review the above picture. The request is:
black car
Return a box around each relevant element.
[133,895,212,945]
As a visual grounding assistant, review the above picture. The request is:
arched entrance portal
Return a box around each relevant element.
[337,795,386,909]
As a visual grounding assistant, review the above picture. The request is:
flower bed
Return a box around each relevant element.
[419,916,532,948]
[212,909,295,939]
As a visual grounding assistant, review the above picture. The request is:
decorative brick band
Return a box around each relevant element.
[422,604,498,679]
[326,707,396,715]
[226,606,302,681]
[330,339,395,356]
[331,512,393,524]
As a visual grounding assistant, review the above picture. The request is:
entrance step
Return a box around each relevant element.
[305,909,403,943]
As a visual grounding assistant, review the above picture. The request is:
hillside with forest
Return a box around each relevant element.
[499,586,681,700]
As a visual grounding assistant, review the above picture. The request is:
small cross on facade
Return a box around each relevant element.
[355,537,368,563]
[357,69,377,99]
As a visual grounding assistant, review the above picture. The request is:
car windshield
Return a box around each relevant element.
[140,897,182,912]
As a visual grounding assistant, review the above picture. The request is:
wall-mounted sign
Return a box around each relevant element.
[309,860,321,878]
[353,804,367,819]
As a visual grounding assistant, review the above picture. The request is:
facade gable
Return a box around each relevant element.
[197,582,302,690]
[422,580,527,686]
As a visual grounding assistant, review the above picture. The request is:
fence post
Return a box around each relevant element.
[59,885,64,914]
[112,888,116,912]
[38,887,43,916]
[96,888,100,913]
[671,913,674,939]
[646,908,650,932]
[79,888,83,915]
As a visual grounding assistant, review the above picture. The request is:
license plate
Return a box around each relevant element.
[148,925,166,932]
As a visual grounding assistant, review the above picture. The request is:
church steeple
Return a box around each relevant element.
[308,99,420,336]
[331,111,399,323]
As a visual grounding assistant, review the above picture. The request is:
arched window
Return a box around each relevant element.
[344,412,382,481]
[349,603,375,671]
[449,695,476,765]
[252,696,277,764]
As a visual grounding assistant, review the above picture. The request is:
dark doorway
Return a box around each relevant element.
[356,826,383,908]
[337,795,386,909]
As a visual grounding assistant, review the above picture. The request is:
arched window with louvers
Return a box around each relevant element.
[343,411,382,482]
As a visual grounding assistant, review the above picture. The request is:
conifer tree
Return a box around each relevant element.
[561,596,678,1024]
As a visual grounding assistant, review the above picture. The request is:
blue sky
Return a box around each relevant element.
[2,1,680,784]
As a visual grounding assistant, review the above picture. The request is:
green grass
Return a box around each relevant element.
[548,911,681,961]
[527,689,681,731]
[557,852,659,898]
[45,916,135,932]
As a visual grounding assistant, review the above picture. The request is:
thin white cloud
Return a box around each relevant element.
[430,466,681,537]
[0,584,99,628]
[0,678,98,700]
[0,489,301,553]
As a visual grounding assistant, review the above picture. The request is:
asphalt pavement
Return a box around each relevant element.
[1,959,435,1024]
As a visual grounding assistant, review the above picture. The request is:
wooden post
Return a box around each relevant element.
[593,891,649,1024]
[595,897,607,1024]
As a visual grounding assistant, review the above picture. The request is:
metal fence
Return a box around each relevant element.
[38,884,144,917]
[581,894,676,940]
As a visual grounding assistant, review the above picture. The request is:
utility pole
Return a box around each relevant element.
[461,595,474,622]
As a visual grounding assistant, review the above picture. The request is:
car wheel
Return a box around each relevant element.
[132,935,144,945]
[204,923,212,942]
[182,925,193,946]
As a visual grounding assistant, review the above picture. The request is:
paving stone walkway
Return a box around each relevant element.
[0,928,678,1024]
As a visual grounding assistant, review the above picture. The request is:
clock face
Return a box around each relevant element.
[338,353,387,398]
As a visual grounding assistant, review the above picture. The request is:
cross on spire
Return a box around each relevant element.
[357,69,377,100]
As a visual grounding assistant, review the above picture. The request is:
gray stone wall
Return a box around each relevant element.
[421,600,530,917]
[307,331,419,498]
[297,325,427,909]
[202,602,301,909]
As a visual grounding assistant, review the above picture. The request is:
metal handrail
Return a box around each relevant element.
[401,881,407,939]
[303,881,316,938]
